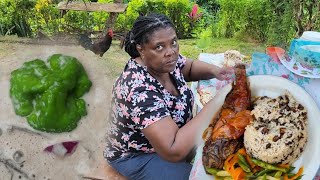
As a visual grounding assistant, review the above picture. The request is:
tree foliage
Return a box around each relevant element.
[0,0,320,47]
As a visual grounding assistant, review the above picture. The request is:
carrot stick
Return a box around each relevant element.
[288,166,304,180]
[237,148,246,155]
[232,167,245,180]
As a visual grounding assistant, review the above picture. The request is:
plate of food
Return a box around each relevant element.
[190,66,320,180]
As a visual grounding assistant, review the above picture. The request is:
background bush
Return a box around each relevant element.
[0,0,35,37]
[1,0,319,48]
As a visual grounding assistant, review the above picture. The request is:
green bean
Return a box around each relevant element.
[287,173,296,178]
[254,169,274,177]
[251,158,287,172]
[237,153,251,168]
[205,167,219,175]
[238,161,251,173]
[262,173,267,180]
[287,166,295,173]
[274,171,282,178]
[216,170,231,177]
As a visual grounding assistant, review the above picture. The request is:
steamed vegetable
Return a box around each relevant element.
[211,148,304,180]
[10,54,92,133]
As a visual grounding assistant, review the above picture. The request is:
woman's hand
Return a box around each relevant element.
[213,66,234,81]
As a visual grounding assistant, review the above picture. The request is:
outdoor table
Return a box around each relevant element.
[190,52,320,179]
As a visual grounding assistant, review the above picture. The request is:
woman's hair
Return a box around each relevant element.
[123,13,176,58]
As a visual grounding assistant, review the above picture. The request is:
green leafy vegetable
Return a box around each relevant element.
[10,54,92,133]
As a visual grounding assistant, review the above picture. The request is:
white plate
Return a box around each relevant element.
[279,55,320,78]
[189,75,320,180]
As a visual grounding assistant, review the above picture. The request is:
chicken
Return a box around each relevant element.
[79,29,113,57]
[202,64,253,170]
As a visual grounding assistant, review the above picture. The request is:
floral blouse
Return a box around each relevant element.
[104,55,194,162]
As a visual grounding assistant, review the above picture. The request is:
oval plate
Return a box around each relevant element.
[190,75,320,180]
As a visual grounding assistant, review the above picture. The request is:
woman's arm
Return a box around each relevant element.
[182,58,233,82]
[141,87,229,162]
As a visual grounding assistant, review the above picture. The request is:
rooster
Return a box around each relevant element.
[79,29,113,57]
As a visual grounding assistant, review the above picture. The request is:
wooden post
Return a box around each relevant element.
[105,0,124,30]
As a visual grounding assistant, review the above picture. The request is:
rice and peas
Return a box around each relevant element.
[244,91,308,165]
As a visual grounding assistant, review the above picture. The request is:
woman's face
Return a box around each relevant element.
[137,27,179,74]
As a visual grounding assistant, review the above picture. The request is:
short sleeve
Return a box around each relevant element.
[127,86,170,130]
[177,54,187,69]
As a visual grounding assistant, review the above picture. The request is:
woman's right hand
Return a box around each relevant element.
[213,66,235,81]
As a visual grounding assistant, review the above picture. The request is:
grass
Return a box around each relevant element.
[106,38,267,78]
[179,38,267,60]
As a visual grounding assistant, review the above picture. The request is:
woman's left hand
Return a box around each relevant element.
[214,66,234,81]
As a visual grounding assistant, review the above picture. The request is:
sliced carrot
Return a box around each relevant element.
[237,147,246,155]
[244,153,255,169]
[288,166,304,180]
[224,154,238,172]
[284,174,289,180]
[232,167,246,180]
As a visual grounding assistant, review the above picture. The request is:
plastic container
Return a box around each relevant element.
[295,45,320,68]
[266,47,285,63]
[289,39,320,68]
[300,31,320,42]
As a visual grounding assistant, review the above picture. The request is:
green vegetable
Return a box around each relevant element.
[262,173,267,180]
[287,166,295,173]
[237,153,251,171]
[205,167,219,175]
[254,169,274,177]
[274,171,282,178]
[251,158,287,173]
[238,161,251,173]
[10,54,92,133]
[287,173,296,178]
[216,170,230,177]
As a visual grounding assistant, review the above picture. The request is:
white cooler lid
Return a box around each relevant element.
[300,31,320,42]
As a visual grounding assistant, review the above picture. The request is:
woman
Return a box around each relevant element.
[104,13,233,180]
